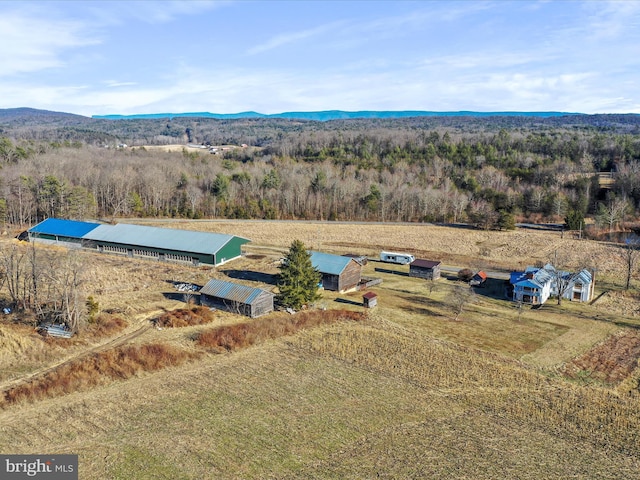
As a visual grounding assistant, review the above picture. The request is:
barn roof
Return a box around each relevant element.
[200,279,273,304]
[83,223,249,255]
[410,259,441,269]
[28,218,101,238]
[310,251,356,275]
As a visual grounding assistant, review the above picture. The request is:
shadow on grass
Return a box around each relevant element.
[223,269,278,285]
[374,267,409,277]
[334,298,363,307]
[470,278,511,300]
[162,292,201,303]
[402,295,449,318]
[401,304,448,318]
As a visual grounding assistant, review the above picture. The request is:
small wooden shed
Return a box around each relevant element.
[310,251,362,293]
[363,292,378,308]
[409,259,441,280]
[200,279,274,318]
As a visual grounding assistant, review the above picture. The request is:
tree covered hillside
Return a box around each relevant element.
[1,112,640,229]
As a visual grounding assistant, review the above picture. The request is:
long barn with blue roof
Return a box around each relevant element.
[27,218,250,267]
[27,218,101,246]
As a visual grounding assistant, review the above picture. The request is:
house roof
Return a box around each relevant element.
[572,269,592,284]
[514,279,544,289]
[512,266,552,285]
[200,279,273,304]
[410,259,441,269]
[512,265,592,288]
[310,251,357,275]
[510,272,527,284]
[363,292,377,299]
[82,223,249,255]
[28,218,101,238]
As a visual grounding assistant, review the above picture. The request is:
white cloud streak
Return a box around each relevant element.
[0,9,99,76]
[247,21,346,55]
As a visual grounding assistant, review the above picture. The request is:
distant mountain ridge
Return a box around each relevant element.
[0,107,88,121]
[91,110,582,121]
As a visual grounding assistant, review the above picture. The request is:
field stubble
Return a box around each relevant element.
[1,318,639,479]
[2,222,640,478]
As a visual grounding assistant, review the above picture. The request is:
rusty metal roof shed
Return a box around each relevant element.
[200,279,274,304]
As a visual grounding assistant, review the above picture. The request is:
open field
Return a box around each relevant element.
[1,221,640,478]
[134,144,245,153]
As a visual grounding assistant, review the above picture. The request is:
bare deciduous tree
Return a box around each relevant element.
[451,284,475,321]
[621,234,640,290]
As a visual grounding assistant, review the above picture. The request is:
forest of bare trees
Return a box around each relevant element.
[0,112,640,232]
[0,243,87,330]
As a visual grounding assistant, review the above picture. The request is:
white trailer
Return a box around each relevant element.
[380,251,415,265]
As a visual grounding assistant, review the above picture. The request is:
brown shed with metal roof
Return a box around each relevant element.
[200,279,274,318]
[409,259,441,280]
[363,291,378,308]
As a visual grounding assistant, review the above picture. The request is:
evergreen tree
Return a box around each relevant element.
[497,210,516,230]
[564,209,584,231]
[277,240,321,309]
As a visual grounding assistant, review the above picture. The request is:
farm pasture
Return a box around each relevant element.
[1,221,640,478]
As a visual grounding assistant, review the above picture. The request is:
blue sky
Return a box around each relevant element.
[1,0,639,116]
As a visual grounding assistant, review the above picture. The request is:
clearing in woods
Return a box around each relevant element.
[1,221,639,479]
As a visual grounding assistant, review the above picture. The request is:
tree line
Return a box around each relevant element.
[0,117,640,231]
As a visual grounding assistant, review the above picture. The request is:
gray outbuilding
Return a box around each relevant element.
[310,251,362,293]
[409,259,442,280]
[200,279,275,317]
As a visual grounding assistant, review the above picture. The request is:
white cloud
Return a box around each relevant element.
[582,0,640,40]
[83,0,228,26]
[247,21,345,55]
[0,9,99,76]
[104,81,138,88]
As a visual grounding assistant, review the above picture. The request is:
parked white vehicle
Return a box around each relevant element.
[380,251,415,265]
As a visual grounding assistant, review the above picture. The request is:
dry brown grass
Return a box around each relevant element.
[196,309,364,351]
[2,320,638,479]
[154,306,216,328]
[142,219,624,275]
[0,324,68,383]
[0,310,363,407]
[562,330,640,385]
[2,221,640,478]
[84,314,128,338]
[294,320,640,458]
[1,343,195,407]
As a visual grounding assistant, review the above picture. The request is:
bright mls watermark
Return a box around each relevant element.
[0,455,77,479]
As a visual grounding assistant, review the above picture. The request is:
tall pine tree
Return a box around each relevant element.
[277,240,321,309]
